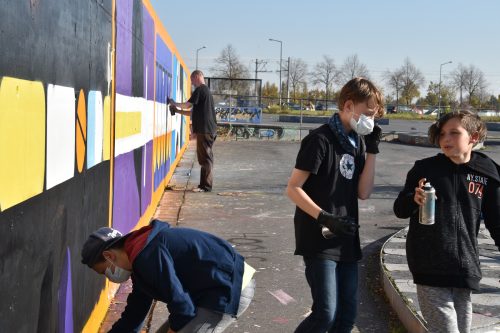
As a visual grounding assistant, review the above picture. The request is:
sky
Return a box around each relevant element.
[149,0,500,99]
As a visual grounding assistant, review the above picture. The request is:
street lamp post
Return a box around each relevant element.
[438,60,452,118]
[196,46,206,70]
[269,38,282,107]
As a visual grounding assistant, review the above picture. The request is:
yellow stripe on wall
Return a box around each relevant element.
[115,111,142,139]
[0,77,45,211]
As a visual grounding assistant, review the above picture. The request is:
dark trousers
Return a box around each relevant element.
[196,133,215,191]
[295,258,358,333]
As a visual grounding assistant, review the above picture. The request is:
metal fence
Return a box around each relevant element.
[206,77,263,123]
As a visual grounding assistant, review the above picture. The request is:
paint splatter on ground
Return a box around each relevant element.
[272,317,289,324]
[268,289,296,305]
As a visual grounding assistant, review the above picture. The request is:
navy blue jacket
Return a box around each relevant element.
[109,220,244,332]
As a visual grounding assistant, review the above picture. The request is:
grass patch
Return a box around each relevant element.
[480,116,500,122]
[384,113,437,121]
[263,107,333,117]
[385,113,500,122]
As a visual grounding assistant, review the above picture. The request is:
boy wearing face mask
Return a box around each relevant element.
[81,219,255,333]
[286,77,384,333]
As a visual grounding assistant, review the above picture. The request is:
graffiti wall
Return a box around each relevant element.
[0,0,190,331]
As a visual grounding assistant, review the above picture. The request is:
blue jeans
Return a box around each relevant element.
[295,257,358,333]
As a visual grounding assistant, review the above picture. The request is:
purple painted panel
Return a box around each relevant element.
[113,153,140,233]
[58,247,74,333]
[156,36,173,101]
[143,7,154,101]
[155,36,171,70]
[116,0,133,95]
[141,141,153,214]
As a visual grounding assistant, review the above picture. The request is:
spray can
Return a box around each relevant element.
[321,226,334,239]
[419,182,436,225]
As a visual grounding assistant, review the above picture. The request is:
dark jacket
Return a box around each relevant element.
[394,152,500,290]
[110,220,244,332]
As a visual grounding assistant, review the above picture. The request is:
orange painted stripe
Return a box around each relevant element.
[76,89,87,173]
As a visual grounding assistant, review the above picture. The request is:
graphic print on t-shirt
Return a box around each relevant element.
[339,154,355,179]
[466,173,488,199]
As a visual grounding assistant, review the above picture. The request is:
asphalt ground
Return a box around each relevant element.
[150,140,407,332]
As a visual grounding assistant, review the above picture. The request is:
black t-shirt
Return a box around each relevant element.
[294,124,365,261]
[188,84,217,134]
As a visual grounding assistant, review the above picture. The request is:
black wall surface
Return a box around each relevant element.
[132,0,144,98]
[0,0,113,331]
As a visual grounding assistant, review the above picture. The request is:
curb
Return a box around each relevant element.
[380,227,428,333]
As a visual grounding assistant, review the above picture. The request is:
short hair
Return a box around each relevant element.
[428,110,487,146]
[338,77,385,118]
[190,70,204,79]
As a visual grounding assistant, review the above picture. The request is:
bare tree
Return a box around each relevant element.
[210,44,250,98]
[338,54,370,83]
[451,63,468,106]
[463,64,487,106]
[288,58,308,100]
[211,44,249,79]
[399,58,425,105]
[384,68,405,106]
[310,55,338,102]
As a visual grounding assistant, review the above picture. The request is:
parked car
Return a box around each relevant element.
[284,102,301,110]
[478,110,499,117]
[386,105,413,113]
[395,105,412,113]
[315,102,338,111]
[424,109,439,116]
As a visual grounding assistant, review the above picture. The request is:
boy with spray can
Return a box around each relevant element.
[394,111,500,332]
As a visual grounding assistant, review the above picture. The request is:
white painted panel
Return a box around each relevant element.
[143,99,154,142]
[46,84,75,189]
[154,101,167,137]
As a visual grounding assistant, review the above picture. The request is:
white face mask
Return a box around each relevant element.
[349,113,374,135]
[105,259,132,283]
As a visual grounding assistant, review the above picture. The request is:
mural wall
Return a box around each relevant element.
[0,0,190,332]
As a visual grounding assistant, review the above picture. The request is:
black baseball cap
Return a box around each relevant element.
[81,227,124,267]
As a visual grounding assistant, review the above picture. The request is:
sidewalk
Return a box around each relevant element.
[97,146,197,333]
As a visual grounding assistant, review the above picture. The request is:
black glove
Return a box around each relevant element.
[364,125,382,154]
[169,104,177,116]
[167,97,174,105]
[317,210,358,237]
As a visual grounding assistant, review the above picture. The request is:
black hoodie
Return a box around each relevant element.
[394,152,500,290]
